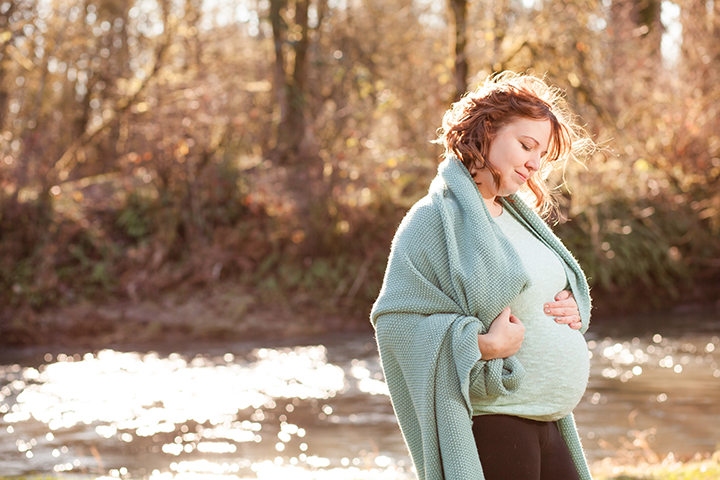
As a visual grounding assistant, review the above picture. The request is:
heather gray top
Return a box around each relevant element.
[470,207,590,421]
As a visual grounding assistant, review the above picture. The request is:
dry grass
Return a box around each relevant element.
[2,451,720,480]
[592,451,720,480]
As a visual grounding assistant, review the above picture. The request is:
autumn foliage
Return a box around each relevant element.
[1,0,718,338]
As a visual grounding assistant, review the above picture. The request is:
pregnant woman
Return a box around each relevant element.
[371,72,596,480]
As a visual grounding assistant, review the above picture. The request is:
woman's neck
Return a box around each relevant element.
[483,196,503,217]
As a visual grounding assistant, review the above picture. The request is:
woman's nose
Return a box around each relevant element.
[526,154,540,172]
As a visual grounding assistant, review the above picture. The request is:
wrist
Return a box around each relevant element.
[477,333,497,360]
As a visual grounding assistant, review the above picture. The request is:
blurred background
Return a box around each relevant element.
[0,0,719,478]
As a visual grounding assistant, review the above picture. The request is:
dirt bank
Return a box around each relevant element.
[0,283,372,348]
[3,281,719,349]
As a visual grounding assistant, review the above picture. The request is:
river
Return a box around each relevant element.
[1,310,719,479]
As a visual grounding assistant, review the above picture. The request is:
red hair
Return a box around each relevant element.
[437,72,592,217]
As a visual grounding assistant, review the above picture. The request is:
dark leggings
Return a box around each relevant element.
[472,414,580,480]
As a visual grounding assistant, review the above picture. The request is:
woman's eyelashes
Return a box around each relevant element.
[520,141,548,160]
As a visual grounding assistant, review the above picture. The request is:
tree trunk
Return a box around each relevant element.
[610,0,663,65]
[270,0,289,128]
[269,0,310,162]
[679,0,720,95]
[608,0,663,117]
[448,0,468,102]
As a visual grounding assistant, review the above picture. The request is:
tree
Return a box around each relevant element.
[269,0,326,162]
[447,0,468,102]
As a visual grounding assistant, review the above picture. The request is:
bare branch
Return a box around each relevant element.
[48,27,174,183]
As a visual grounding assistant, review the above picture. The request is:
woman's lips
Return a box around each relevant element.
[516,171,528,183]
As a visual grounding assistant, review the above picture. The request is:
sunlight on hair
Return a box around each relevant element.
[436,71,597,218]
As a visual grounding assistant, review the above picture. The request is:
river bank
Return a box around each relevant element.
[0,282,372,348]
[3,279,720,348]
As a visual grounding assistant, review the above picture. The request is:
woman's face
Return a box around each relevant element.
[472,117,551,200]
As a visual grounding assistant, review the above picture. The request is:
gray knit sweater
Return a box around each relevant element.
[371,155,593,480]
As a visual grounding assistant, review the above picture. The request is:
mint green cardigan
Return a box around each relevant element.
[370,156,593,480]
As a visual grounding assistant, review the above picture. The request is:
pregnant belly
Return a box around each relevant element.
[471,319,590,421]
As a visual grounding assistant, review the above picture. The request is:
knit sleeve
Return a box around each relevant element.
[467,355,525,399]
[372,200,527,409]
[556,413,593,480]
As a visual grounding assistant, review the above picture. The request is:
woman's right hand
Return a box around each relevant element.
[477,307,525,360]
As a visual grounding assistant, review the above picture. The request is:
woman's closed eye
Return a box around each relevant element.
[520,142,531,151]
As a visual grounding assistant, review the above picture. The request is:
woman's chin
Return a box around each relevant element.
[500,185,521,197]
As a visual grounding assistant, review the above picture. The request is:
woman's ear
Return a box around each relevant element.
[467,163,476,177]
[467,158,483,177]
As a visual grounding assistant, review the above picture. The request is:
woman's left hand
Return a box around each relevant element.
[544,290,582,330]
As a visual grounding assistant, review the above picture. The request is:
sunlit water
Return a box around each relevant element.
[1,312,719,479]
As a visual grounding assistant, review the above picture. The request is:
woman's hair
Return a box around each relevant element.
[436,71,594,217]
